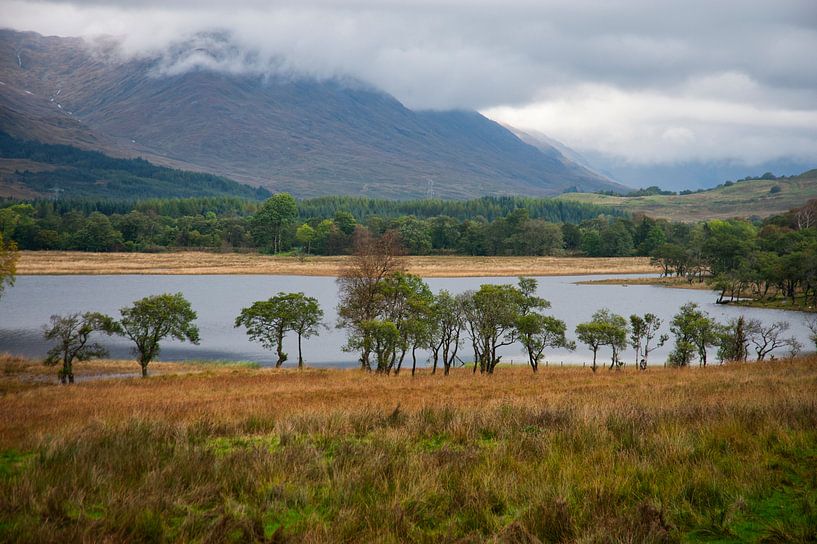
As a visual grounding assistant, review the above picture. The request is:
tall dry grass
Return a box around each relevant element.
[17,251,658,277]
[1,357,816,542]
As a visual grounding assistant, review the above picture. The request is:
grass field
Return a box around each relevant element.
[1,354,816,542]
[557,172,817,222]
[16,251,658,277]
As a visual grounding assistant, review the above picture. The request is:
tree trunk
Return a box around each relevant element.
[141,363,148,378]
[591,349,597,373]
[275,331,286,368]
[411,347,417,377]
[529,350,538,372]
[297,334,304,369]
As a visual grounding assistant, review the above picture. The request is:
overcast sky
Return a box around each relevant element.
[3,0,817,166]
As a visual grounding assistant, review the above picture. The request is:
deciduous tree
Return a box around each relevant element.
[428,290,463,375]
[251,193,298,253]
[337,229,405,371]
[460,283,526,374]
[669,303,718,367]
[43,312,119,383]
[236,292,323,368]
[746,319,795,361]
[119,293,200,377]
[0,233,17,302]
[629,313,668,370]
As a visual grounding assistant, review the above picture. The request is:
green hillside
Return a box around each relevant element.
[557,171,817,221]
[0,132,271,200]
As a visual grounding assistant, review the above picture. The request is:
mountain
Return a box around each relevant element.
[504,125,615,184]
[575,153,817,192]
[0,29,625,200]
[504,124,814,192]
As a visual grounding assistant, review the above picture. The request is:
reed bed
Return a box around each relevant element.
[1,356,815,542]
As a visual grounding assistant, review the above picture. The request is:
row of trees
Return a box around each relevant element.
[328,231,816,375]
[40,283,817,383]
[0,193,675,257]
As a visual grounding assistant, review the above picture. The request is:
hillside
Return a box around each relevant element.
[557,171,817,221]
[0,30,625,199]
[0,132,270,200]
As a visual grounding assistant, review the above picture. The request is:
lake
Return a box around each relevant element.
[0,274,812,368]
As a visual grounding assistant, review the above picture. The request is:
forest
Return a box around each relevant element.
[0,132,271,200]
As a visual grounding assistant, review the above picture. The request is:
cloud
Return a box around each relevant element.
[2,0,816,166]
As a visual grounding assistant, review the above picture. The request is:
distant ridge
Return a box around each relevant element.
[0,29,627,200]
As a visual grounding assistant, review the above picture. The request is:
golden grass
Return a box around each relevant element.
[2,354,815,450]
[0,355,230,397]
[2,355,816,541]
[16,251,658,277]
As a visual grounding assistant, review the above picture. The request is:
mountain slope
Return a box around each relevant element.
[0,30,625,199]
[0,131,271,200]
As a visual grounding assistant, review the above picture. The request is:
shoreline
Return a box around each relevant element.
[578,276,817,313]
[576,276,711,289]
[16,251,659,277]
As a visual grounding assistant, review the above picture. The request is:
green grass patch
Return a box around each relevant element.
[1,405,816,542]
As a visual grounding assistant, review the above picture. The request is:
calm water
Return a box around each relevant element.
[0,274,812,367]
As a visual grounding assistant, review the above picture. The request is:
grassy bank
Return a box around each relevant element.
[16,251,658,277]
[1,356,816,542]
[576,276,710,290]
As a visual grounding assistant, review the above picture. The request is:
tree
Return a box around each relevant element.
[746,319,794,361]
[288,294,325,368]
[397,217,432,255]
[575,309,626,372]
[516,313,574,372]
[333,211,357,235]
[360,320,400,372]
[575,321,604,372]
[599,220,634,257]
[0,233,17,302]
[513,277,573,372]
[43,312,119,383]
[236,292,324,368]
[119,293,200,377]
[251,193,298,253]
[650,243,687,277]
[460,283,526,374]
[378,272,434,374]
[428,290,463,376]
[295,223,316,254]
[807,316,817,351]
[668,303,718,367]
[337,229,405,371]
[629,313,668,370]
[718,316,750,363]
[795,200,817,230]
[72,212,123,251]
[601,310,628,370]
